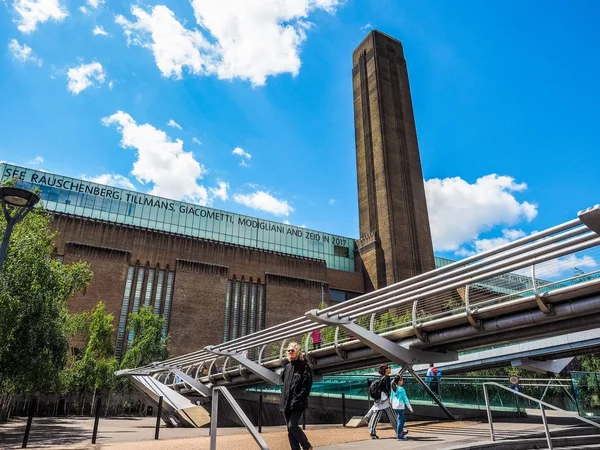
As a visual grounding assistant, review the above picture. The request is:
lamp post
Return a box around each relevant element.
[0,186,40,272]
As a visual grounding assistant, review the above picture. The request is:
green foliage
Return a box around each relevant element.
[371,309,412,333]
[63,302,118,393]
[120,307,169,369]
[0,204,92,394]
[578,354,600,373]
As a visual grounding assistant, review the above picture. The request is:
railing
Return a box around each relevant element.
[210,386,268,450]
[483,382,600,449]
[121,207,600,393]
[571,371,600,418]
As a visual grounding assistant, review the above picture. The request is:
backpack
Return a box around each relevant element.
[369,378,383,400]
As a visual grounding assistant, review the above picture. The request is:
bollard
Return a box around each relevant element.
[22,398,36,448]
[341,393,346,427]
[92,397,102,444]
[302,410,306,430]
[155,396,163,440]
[258,394,263,433]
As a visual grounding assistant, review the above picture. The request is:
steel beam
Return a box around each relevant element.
[206,346,282,386]
[305,309,457,365]
[305,310,456,419]
[579,205,600,235]
[404,365,456,420]
[163,367,211,396]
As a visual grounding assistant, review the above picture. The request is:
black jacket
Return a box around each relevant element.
[379,375,391,398]
[279,359,313,412]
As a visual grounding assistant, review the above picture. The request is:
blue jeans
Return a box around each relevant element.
[395,409,405,438]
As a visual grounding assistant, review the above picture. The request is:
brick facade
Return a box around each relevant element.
[51,214,364,357]
[353,31,436,290]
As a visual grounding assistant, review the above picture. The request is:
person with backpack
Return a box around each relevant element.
[279,342,313,450]
[367,363,398,439]
[390,375,413,440]
[426,363,440,396]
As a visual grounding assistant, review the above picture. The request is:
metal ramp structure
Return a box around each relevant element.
[117,205,600,427]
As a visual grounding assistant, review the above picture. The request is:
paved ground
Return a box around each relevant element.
[0,416,563,450]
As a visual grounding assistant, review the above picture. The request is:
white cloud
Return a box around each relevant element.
[92,25,108,36]
[192,137,202,145]
[115,1,341,86]
[456,228,526,257]
[13,0,68,33]
[167,119,182,131]
[79,6,88,14]
[67,61,105,94]
[239,160,250,168]
[82,173,135,190]
[8,39,42,66]
[328,198,335,205]
[27,155,44,165]
[531,254,598,279]
[360,23,373,31]
[425,174,538,252]
[232,147,252,159]
[86,0,103,8]
[209,181,229,202]
[102,111,209,204]
[233,190,293,216]
[115,6,215,80]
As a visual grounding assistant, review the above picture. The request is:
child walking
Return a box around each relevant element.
[390,374,413,441]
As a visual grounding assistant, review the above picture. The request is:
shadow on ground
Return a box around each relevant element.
[0,417,144,449]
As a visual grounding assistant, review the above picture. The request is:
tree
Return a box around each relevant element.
[577,354,600,373]
[0,201,92,393]
[64,302,118,394]
[120,307,169,370]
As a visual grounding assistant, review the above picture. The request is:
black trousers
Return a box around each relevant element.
[284,410,311,450]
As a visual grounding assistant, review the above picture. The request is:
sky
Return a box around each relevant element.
[1,0,599,262]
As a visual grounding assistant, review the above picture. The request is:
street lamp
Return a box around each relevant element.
[0,187,40,272]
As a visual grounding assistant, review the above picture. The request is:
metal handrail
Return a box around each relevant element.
[123,210,600,380]
[210,386,268,450]
[483,382,600,450]
[147,220,589,367]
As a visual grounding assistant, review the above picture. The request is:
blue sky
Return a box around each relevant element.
[1,0,599,261]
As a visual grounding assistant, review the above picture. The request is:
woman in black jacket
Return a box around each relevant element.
[279,341,313,450]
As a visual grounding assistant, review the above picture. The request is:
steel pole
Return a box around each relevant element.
[22,398,36,448]
[155,396,163,440]
[0,218,15,272]
[483,384,495,442]
[210,390,219,450]
[92,396,102,444]
[258,394,263,433]
[540,406,553,450]
[341,393,346,427]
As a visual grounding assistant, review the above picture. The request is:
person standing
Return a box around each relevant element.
[310,329,322,350]
[368,363,398,439]
[279,342,313,450]
[426,363,440,396]
[390,375,413,441]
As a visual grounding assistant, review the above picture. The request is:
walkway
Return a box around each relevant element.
[0,417,565,450]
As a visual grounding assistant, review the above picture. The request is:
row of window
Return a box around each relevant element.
[13,176,356,273]
[223,278,266,342]
[115,265,174,359]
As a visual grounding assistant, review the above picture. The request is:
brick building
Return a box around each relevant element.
[0,31,437,358]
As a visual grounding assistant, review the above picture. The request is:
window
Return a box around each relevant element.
[330,289,359,303]
[117,265,175,358]
[224,278,265,342]
[334,245,349,258]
